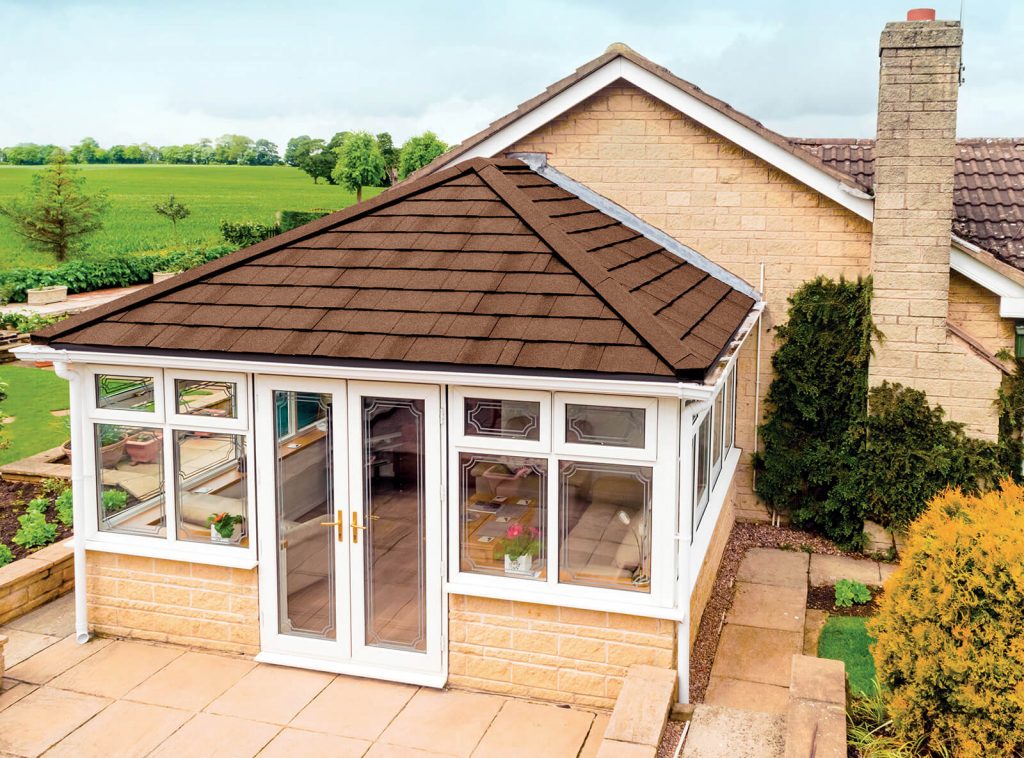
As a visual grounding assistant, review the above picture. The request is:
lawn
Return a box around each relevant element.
[818,615,877,696]
[0,164,384,269]
[0,364,71,465]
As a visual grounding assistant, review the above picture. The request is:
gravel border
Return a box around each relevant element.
[688,521,844,703]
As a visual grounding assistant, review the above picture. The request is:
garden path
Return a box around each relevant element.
[1,284,147,318]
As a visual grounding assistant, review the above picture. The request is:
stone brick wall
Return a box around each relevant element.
[509,84,873,520]
[448,595,676,709]
[949,271,1016,357]
[688,480,736,648]
[86,551,259,655]
[0,539,73,626]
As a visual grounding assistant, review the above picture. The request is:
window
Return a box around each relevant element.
[175,431,248,547]
[96,374,155,413]
[459,453,547,580]
[559,460,652,593]
[96,423,165,536]
[725,369,736,451]
[693,412,711,532]
[565,404,645,448]
[711,390,724,485]
[464,398,541,441]
[175,379,238,419]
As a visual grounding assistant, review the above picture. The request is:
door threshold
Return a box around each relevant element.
[255,650,447,689]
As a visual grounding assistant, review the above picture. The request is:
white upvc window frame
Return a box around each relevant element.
[87,364,164,422]
[165,368,249,432]
[83,364,257,569]
[451,386,550,454]
[447,388,679,616]
[554,392,658,462]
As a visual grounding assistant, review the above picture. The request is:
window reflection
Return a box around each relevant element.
[175,379,238,419]
[464,398,541,441]
[565,404,645,448]
[96,375,155,413]
[95,423,165,536]
[174,432,247,546]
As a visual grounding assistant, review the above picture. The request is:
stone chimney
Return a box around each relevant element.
[869,10,963,393]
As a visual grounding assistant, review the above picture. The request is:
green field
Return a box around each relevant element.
[0,164,383,269]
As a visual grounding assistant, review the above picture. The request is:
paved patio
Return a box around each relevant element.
[0,596,606,758]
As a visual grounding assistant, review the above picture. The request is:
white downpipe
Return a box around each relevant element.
[752,262,768,521]
[675,398,690,704]
[52,360,90,644]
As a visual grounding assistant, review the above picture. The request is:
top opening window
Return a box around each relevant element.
[464,397,541,441]
[175,379,239,420]
[96,374,156,413]
[565,403,645,449]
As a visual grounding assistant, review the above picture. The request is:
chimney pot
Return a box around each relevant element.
[906,8,936,21]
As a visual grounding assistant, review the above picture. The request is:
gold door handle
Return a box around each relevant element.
[319,510,343,542]
[351,511,368,543]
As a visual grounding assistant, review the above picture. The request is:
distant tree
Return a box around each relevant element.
[213,134,253,164]
[153,194,191,236]
[376,132,399,184]
[241,139,279,166]
[3,144,58,165]
[332,132,385,202]
[107,145,146,164]
[70,137,106,164]
[293,138,336,184]
[284,135,314,167]
[398,132,448,179]
[326,131,351,152]
[138,143,161,163]
[0,149,108,262]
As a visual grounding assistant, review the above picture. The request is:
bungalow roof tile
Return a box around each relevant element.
[35,157,757,381]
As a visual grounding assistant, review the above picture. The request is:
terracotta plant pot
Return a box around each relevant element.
[125,434,162,464]
[78,436,127,467]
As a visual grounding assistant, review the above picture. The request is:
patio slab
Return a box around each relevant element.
[257,727,370,757]
[148,712,282,758]
[681,704,785,758]
[734,548,808,588]
[808,554,882,587]
[48,639,184,698]
[703,676,789,715]
[0,685,110,757]
[5,634,111,685]
[42,699,191,758]
[290,674,418,741]
[803,609,829,656]
[709,626,802,688]
[0,628,61,668]
[472,698,595,757]
[205,663,334,725]
[378,688,506,757]
[0,679,36,712]
[2,592,75,636]
[725,582,805,632]
[124,651,256,711]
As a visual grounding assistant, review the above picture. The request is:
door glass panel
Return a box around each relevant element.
[274,391,335,639]
[362,397,427,653]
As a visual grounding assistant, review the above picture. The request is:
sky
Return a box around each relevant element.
[2,0,1021,153]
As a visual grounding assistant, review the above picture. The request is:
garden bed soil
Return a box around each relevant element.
[0,478,73,561]
[806,585,881,617]
[690,521,845,703]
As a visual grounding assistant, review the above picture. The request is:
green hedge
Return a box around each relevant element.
[0,245,235,304]
[279,210,329,232]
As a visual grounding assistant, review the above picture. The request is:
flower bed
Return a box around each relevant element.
[0,479,73,565]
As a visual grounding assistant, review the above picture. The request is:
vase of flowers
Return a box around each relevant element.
[207,512,244,544]
[496,523,540,575]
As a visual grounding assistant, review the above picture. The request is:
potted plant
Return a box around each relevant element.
[77,426,127,467]
[26,285,68,305]
[207,512,244,544]
[495,523,540,575]
[125,431,162,464]
[151,271,177,284]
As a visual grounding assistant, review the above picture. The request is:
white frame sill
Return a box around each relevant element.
[82,538,259,570]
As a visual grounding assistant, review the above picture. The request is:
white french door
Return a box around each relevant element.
[254,376,445,686]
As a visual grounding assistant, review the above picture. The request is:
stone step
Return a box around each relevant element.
[680,704,785,758]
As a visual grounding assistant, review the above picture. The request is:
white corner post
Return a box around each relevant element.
[52,359,91,644]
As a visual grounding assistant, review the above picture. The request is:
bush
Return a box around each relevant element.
[870,481,1024,757]
[830,382,1003,531]
[0,245,234,303]
[834,578,871,607]
[0,544,12,567]
[101,488,128,514]
[219,220,278,247]
[55,488,73,526]
[12,508,57,549]
[279,210,328,233]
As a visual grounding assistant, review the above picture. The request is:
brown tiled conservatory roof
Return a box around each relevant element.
[34,158,757,381]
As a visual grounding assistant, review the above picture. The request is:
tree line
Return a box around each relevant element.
[0,131,449,183]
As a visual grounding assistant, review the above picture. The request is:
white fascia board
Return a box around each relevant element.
[437,57,874,222]
[949,245,1024,318]
[13,343,716,401]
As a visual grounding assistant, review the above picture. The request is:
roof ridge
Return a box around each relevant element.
[475,162,690,370]
[34,158,492,345]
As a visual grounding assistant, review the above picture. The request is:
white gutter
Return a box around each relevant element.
[50,358,90,644]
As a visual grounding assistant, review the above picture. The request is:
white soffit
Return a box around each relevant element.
[434,57,875,221]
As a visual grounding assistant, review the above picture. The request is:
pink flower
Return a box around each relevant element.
[506,523,523,538]
[528,526,540,538]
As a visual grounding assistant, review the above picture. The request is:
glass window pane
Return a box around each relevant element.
[459,453,547,580]
[274,391,334,639]
[565,404,645,448]
[96,374,155,413]
[711,391,724,482]
[175,379,238,419]
[559,460,652,593]
[464,397,541,441]
[693,414,711,532]
[95,423,165,536]
[725,370,736,451]
[175,431,247,547]
[362,397,427,653]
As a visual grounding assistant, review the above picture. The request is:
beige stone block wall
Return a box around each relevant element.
[688,480,736,648]
[448,595,675,709]
[949,271,1016,357]
[86,552,259,655]
[0,539,74,626]
[509,83,873,520]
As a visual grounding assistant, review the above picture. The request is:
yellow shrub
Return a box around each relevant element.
[870,481,1024,757]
